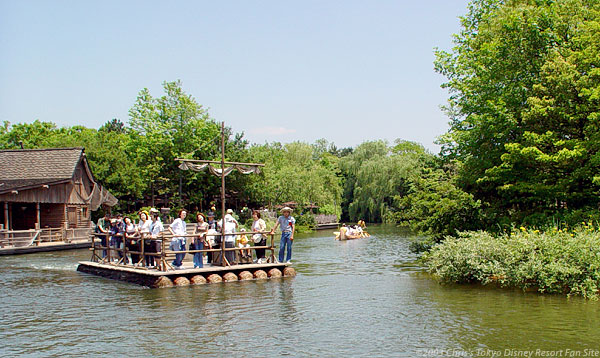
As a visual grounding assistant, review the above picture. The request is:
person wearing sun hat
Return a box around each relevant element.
[222,209,238,264]
[206,208,217,230]
[270,206,296,263]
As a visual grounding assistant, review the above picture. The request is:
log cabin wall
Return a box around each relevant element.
[0,183,72,204]
[40,203,66,228]
[0,148,116,231]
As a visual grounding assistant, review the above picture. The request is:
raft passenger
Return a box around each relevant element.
[193,212,208,268]
[252,210,267,263]
[169,209,187,270]
[148,209,163,268]
[271,207,295,263]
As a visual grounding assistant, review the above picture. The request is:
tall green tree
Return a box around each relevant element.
[340,140,435,223]
[436,0,600,226]
[127,80,221,208]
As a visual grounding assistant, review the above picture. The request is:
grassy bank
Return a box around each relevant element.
[422,224,600,299]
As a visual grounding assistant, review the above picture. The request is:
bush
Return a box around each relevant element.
[294,212,316,232]
[422,225,600,299]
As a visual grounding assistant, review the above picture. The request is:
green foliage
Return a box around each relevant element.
[396,165,484,241]
[128,80,223,205]
[317,203,340,216]
[0,120,59,149]
[340,140,436,223]
[423,226,600,299]
[244,141,342,211]
[295,212,317,231]
[436,0,600,228]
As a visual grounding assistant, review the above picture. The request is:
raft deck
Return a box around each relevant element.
[78,230,296,287]
[77,260,292,287]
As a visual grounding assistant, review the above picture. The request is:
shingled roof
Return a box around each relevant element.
[0,147,91,194]
[0,147,84,180]
[0,147,118,208]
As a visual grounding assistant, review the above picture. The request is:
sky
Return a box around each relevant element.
[0,0,470,153]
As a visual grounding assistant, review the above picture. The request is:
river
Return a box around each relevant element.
[1,225,598,357]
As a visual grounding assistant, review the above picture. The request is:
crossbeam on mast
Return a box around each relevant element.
[177,122,265,267]
[175,158,265,167]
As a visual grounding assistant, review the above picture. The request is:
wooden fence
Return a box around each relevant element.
[91,230,278,271]
[0,227,92,248]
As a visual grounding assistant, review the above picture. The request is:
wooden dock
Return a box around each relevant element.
[316,223,339,230]
[0,239,91,256]
[77,261,294,288]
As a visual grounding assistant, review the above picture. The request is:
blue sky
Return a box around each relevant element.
[0,0,469,152]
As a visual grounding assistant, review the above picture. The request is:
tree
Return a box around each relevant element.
[340,140,435,222]
[0,120,59,149]
[395,165,484,241]
[244,141,342,212]
[435,0,600,226]
[127,80,221,208]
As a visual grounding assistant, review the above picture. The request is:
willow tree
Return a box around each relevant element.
[436,0,600,225]
[244,141,342,212]
[341,140,434,223]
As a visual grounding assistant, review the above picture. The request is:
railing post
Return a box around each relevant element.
[160,234,166,271]
[91,233,96,262]
[106,233,112,264]
[121,233,127,265]
[140,234,146,267]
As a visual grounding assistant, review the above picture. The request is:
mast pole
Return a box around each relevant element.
[220,122,227,265]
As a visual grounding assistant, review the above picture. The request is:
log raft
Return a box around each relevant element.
[77,230,296,288]
[77,261,294,288]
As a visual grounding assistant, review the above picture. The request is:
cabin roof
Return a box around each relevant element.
[0,147,85,181]
[0,178,70,192]
[0,147,118,208]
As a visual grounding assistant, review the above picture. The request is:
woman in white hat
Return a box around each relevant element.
[270,207,295,263]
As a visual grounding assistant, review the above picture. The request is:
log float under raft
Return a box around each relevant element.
[77,260,296,288]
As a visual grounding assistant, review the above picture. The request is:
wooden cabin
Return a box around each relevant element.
[0,147,117,233]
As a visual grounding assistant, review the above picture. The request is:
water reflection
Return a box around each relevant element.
[0,225,598,357]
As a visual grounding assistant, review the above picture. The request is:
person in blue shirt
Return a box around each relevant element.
[270,207,295,263]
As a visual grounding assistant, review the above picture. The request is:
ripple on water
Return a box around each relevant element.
[0,225,598,357]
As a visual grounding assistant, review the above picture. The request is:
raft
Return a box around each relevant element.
[77,261,295,288]
[334,231,370,240]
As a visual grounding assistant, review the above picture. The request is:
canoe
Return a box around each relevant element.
[334,231,369,240]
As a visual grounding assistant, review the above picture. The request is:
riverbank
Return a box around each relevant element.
[422,225,600,299]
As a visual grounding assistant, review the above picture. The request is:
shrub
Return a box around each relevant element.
[295,212,316,232]
[422,225,600,299]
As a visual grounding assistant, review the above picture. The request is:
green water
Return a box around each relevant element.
[0,225,597,357]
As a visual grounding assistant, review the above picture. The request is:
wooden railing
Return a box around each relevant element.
[0,227,92,248]
[90,230,278,271]
[0,229,41,248]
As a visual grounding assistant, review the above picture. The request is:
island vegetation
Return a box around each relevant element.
[1,0,598,297]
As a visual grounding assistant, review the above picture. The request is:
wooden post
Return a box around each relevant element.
[160,234,166,271]
[121,233,127,265]
[34,222,40,246]
[140,233,146,267]
[106,232,111,264]
[176,121,264,267]
[220,122,228,266]
[64,221,69,243]
[36,203,41,229]
[5,202,10,231]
